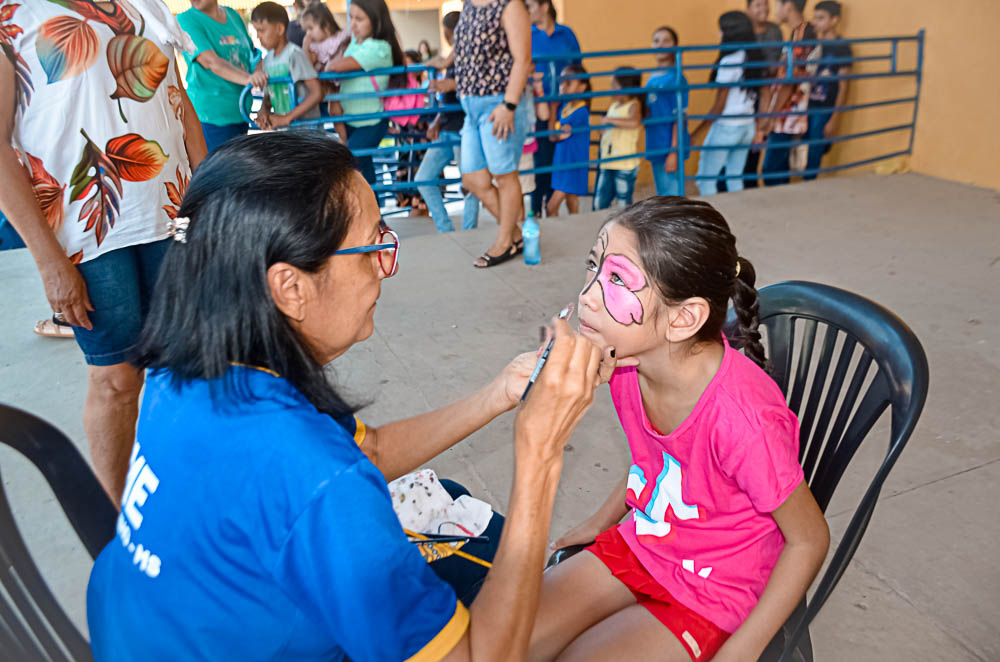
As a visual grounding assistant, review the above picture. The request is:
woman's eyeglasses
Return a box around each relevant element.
[333,227,399,277]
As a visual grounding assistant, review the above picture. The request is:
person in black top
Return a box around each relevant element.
[741,0,785,189]
[454,0,533,269]
[804,0,852,180]
[415,12,481,232]
[286,0,311,47]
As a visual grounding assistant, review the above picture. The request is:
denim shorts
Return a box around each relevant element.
[459,91,533,176]
[72,239,171,366]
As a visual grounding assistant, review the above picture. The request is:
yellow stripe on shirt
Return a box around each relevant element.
[230,362,280,377]
[353,417,367,446]
[404,600,469,662]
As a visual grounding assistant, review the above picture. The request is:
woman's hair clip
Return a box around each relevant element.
[734,259,741,278]
[168,216,191,244]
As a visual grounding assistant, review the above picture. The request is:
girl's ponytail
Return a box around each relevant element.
[730,257,768,371]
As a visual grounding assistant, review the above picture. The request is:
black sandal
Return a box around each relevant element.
[513,238,525,256]
[474,244,518,268]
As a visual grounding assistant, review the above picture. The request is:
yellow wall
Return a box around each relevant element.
[561,0,999,191]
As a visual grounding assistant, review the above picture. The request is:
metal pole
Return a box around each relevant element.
[673,49,686,195]
[907,30,924,154]
[786,40,794,81]
[890,39,898,73]
[548,60,558,102]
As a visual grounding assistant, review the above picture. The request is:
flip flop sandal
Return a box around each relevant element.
[33,315,75,338]
[513,238,525,256]
[474,244,518,269]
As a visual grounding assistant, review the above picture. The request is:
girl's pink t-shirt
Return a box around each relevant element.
[610,338,804,633]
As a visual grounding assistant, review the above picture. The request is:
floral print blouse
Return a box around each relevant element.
[454,0,514,97]
[2,0,192,264]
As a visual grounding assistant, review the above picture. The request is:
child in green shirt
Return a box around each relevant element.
[251,2,323,130]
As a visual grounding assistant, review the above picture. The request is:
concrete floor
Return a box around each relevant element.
[1,173,997,660]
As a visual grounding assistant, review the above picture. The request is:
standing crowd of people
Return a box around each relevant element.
[4,0,856,283]
[164,0,859,267]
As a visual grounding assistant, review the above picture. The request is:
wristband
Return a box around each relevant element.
[504,100,517,112]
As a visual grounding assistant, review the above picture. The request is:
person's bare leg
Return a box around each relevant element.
[566,194,579,215]
[527,551,636,662]
[547,191,565,218]
[84,363,144,504]
[493,170,523,249]
[555,604,690,662]
[328,99,348,143]
[463,169,501,221]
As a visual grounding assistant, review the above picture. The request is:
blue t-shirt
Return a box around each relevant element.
[645,69,690,161]
[551,102,591,196]
[87,365,468,662]
[531,23,581,96]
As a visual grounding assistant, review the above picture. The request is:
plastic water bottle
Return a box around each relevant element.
[523,211,541,265]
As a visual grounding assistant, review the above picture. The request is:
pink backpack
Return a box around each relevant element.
[374,72,424,126]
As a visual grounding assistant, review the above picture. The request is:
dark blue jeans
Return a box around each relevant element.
[200,122,248,154]
[73,240,171,365]
[346,118,391,186]
[530,119,555,215]
[432,480,504,606]
[761,131,799,187]
[803,110,834,181]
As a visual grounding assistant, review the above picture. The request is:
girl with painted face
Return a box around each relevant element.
[529,196,830,662]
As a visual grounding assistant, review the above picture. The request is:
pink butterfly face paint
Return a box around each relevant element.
[582,232,648,326]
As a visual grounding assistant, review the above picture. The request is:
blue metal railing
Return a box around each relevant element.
[238,32,924,213]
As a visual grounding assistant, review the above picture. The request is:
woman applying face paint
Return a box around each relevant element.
[528,197,830,662]
[86,133,609,662]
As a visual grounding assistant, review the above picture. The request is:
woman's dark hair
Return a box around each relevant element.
[814,0,842,17]
[560,64,591,108]
[606,196,767,369]
[136,133,362,417]
[301,3,340,35]
[612,66,647,117]
[653,25,678,45]
[351,0,407,88]
[711,11,767,92]
[536,0,557,21]
[250,1,289,27]
[442,10,461,32]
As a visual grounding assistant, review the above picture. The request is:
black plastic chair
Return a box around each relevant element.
[728,281,929,661]
[0,404,117,662]
[548,281,929,661]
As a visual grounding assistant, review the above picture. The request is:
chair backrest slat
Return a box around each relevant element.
[810,379,891,510]
[787,318,818,415]
[805,334,858,477]
[764,314,796,395]
[798,325,840,476]
[0,482,77,662]
[0,585,38,660]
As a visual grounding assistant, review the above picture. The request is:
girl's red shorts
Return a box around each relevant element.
[586,528,730,661]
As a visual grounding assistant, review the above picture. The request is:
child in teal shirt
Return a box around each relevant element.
[177,2,262,152]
